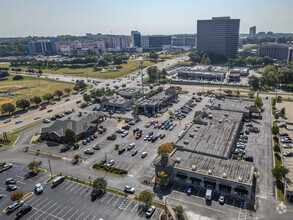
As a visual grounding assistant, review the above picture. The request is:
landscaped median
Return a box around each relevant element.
[2,192,33,214]
[91,163,128,176]
[22,147,63,159]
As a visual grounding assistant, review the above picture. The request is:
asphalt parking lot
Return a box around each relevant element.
[10,180,160,220]
[0,163,47,219]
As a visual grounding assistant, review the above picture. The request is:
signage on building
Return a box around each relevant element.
[204,177,216,183]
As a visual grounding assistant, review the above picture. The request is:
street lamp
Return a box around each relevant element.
[140,60,144,99]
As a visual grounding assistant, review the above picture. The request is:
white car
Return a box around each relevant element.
[107,160,115,166]
[235,148,246,154]
[4,119,11,123]
[121,131,129,138]
[15,120,23,124]
[144,135,149,141]
[34,116,41,120]
[35,183,43,194]
[124,186,135,194]
[283,144,292,149]
[141,152,148,158]
[146,205,156,217]
[127,143,135,151]
[281,138,292,143]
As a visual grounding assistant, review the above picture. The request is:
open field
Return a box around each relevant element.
[0,75,75,105]
[2,60,155,79]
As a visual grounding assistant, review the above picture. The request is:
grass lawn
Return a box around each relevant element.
[0,75,75,105]
[8,60,154,80]
[242,44,259,50]
[0,133,19,148]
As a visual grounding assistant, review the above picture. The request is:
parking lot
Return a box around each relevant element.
[8,180,160,220]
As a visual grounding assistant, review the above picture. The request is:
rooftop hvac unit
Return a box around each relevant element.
[191,165,197,171]
[175,158,181,163]
[208,169,212,175]
[223,172,227,178]
[238,176,243,182]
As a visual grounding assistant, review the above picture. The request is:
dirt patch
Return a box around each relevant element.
[0,85,24,89]
[0,99,13,105]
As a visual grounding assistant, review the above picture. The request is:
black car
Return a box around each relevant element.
[160,134,165,139]
[50,117,56,121]
[65,98,70,101]
[82,140,87,145]
[122,125,130,130]
[90,136,94,141]
[137,129,143,134]
[55,114,62,118]
[118,148,126,155]
[92,107,97,111]
[60,146,71,152]
[86,138,91,143]
[47,109,53,113]
[151,136,158,143]
[16,205,32,219]
[133,128,139,133]
[107,135,116,140]
[148,131,153,136]
[91,190,102,200]
[243,155,254,162]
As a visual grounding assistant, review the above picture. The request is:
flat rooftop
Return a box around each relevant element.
[212,98,253,113]
[175,109,243,159]
[139,91,172,106]
[105,97,132,104]
[171,148,254,185]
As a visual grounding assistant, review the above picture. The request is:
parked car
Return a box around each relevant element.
[127,143,135,151]
[86,138,91,143]
[99,158,107,165]
[52,176,65,186]
[107,160,115,166]
[15,205,32,218]
[39,106,46,110]
[93,145,100,150]
[131,150,138,156]
[15,120,23,124]
[141,152,148,158]
[107,135,116,140]
[7,184,18,191]
[116,129,125,133]
[124,186,135,194]
[283,144,292,149]
[34,116,41,120]
[218,194,225,204]
[0,163,13,173]
[8,200,23,213]
[65,98,70,101]
[29,170,38,176]
[118,148,126,155]
[243,155,254,162]
[84,149,95,155]
[91,189,102,200]
[186,187,192,196]
[5,178,16,185]
[34,183,43,194]
[284,152,293,157]
[47,109,53,113]
[146,205,156,217]
[82,140,87,145]
[160,134,166,139]
[43,119,50,123]
[235,148,246,154]
[122,131,129,137]
[280,133,289,136]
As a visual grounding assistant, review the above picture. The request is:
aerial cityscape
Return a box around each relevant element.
[1,0,293,219]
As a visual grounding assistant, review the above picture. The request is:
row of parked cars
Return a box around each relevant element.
[280,133,293,157]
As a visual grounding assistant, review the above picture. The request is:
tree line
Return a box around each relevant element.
[146,66,167,83]
[228,56,274,67]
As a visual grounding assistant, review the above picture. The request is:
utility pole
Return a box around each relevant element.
[140,60,144,99]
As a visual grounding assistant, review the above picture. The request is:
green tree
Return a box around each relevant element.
[11,190,24,202]
[83,93,91,102]
[138,190,155,207]
[272,122,279,135]
[158,143,174,155]
[205,57,211,65]
[43,93,54,103]
[147,66,158,83]
[98,58,108,67]
[248,75,260,90]
[64,88,72,96]
[114,56,123,65]
[92,177,107,191]
[281,107,285,116]
[274,143,280,152]
[30,96,42,106]
[16,99,30,110]
[114,85,119,90]
[254,97,263,108]
[175,206,185,220]
[272,165,289,180]
[54,90,63,99]
[64,129,76,144]
[161,68,167,79]
[27,160,42,171]
[1,103,16,115]
[149,50,159,62]
[168,110,174,116]
[122,83,126,88]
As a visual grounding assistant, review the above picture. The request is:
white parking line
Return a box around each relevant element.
[75,185,86,194]
[91,216,96,220]
[65,182,75,190]
[74,211,85,220]
[124,200,133,210]
[42,202,59,220]
[85,189,92,197]
[67,209,79,220]
[112,196,120,206]
[115,163,123,168]
[131,202,138,212]
[101,193,110,202]
[106,194,115,204]
[60,207,74,219]
[25,195,40,204]
[83,213,91,220]
[69,183,80,192]
[29,207,63,220]
[54,205,68,217]
[60,181,70,189]
[79,187,89,196]
[31,197,47,206]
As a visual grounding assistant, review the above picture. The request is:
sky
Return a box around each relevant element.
[0,0,292,37]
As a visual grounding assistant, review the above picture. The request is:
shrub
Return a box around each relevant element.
[274,143,280,152]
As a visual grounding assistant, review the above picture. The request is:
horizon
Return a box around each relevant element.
[1,0,293,38]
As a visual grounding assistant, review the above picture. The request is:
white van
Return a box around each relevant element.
[52,176,65,186]
[205,189,212,200]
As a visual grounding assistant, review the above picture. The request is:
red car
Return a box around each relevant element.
[29,170,38,176]
[280,133,289,136]
[93,133,97,138]
[154,120,158,124]
[39,106,46,110]
[158,124,163,128]
[135,133,142,139]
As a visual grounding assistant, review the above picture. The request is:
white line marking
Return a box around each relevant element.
[106,194,115,204]
[29,207,63,220]
[101,193,109,202]
[112,196,120,206]
[131,202,138,212]
[65,182,75,190]
[74,211,85,220]
[67,209,79,220]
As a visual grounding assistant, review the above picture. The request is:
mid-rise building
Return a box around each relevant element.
[197,17,240,59]
[106,35,131,50]
[28,39,60,56]
[249,26,256,38]
[141,35,171,50]
[131,31,141,48]
[61,40,106,57]
[259,43,293,61]
[172,35,197,47]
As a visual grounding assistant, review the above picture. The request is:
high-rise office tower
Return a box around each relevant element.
[131,31,141,48]
[197,17,240,59]
[28,39,60,56]
[249,26,256,38]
